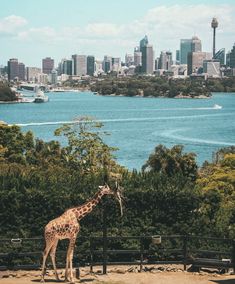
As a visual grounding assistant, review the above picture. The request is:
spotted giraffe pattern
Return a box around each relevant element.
[41,185,112,283]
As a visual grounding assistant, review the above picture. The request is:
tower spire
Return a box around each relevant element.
[211,17,218,58]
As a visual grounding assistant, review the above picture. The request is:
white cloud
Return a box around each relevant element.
[0,15,27,36]
[1,3,234,61]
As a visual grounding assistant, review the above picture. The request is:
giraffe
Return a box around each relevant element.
[41,184,123,283]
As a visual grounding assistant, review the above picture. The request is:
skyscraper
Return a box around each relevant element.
[180,36,202,64]
[103,56,112,73]
[141,44,154,74]
[62,59,72,75]
[134,47,142,67]
[87,56,95,76]
[187,52,211,75]
[42,57,54,74]
[180,39,192,64]
[7,58,19,81]
[139,35,148,50]
[191,36,202,52]
[228,44,235,68]
[72,55,87,76]
[214,48,225,65]
[159,51,173,70]
[139,36,154,74]
[125,54,134,67]
[18,63,25,81]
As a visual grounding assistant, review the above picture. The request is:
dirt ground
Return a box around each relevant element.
[0,265,235,284]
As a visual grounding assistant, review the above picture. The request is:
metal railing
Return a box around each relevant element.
[0,235,234,273]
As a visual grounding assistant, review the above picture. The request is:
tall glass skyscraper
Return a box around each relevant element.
[180,37,201,65]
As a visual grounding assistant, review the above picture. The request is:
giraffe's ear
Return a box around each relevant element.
[98,186,103,189]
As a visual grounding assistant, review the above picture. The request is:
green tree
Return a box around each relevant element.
[142,144,198,181]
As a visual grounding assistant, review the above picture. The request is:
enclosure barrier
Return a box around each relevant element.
[0,235,234,274]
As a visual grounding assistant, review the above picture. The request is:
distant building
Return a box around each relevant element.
[180,39,192,64]
[72,55,87,76]
[26,67,41,82]
[50,69,57,85]
[18,63,25,81]
[180,36,202,64]
[125,54,134,67]
[42,57,54,74]
[87,56,95,76]
[191,36,202,52]
[112,57,121,72]
[7,58,19,81]
[62,59,72,75]
[203,60,220,77]
[103,55,112,73]
[228,44,235,68]
[134,47,142,67]
[214,48,225,65]
[187,52,211,75]
[159,51,172,70]
[176,50,180,63]
[139,35,148,50]
[226,51,231,67]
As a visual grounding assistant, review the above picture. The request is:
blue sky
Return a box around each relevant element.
[1,0,235,67]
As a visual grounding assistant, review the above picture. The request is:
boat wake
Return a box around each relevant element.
[14,112,231,127]
[159,128,234,146]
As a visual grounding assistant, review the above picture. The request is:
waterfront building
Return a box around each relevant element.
[87,56,95,76]
[7,58,19,81]
[187,52,211,75]
[37,73,48,84]
[159,51,172,70]
[214,48,225,65]
[18,63,25,81]
[26,67,41,82]
[134,47,142,67]
[203,60,220,77]
[42,57,54,74]
[50,69,58,85]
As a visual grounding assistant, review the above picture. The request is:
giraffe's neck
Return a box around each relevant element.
[72,190,105,220]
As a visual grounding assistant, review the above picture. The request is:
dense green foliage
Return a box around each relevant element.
[91,76,211,98]
[0,122,234,242]
[91,76,235,98]
[0,83,17,102]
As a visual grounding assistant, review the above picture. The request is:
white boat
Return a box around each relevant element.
[213,104,222,109]
[34,90,49,103]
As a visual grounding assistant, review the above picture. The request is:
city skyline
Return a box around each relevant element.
[0,0,235,67]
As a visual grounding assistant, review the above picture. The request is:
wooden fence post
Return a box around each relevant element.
[183,235,188,271]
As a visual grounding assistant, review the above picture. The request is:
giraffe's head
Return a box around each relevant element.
[98,183,124,216]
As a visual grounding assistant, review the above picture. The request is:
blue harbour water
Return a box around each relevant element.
[1,91,235,169]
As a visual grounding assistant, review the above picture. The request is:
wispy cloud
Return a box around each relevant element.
[1,4,234,59]
[0,15,27,37]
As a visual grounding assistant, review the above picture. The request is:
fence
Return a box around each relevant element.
[0,235,234,273]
